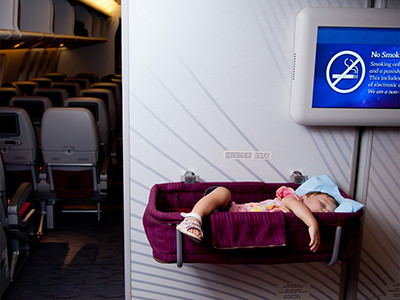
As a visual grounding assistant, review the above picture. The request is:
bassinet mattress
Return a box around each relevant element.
[143,182,363,265]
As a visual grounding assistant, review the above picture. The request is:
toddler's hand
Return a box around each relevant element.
[308,225,320,253]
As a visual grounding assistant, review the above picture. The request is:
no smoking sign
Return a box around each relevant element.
[326,50,366,94]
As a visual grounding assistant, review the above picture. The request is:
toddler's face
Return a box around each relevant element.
[301,194,337,212]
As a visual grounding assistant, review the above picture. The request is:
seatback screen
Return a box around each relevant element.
[0,114,20,137]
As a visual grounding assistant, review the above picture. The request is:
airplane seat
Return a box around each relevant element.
[89,82,122,121]
[109,76,122,89]
[0,154,37,281]
[33,87,68,107]
[74,73,99,84]
[1,82,18,88]
[0,107,40,195]
[100,74,115,82]
[40,107,110,228]
[12,81,39,95]
[0,222,9,295]
[89,83,122,157]
[0,88,22,106]
[9,96,53,148]
[79,88,119,165]
[51,82,80,97]
[110,79,122,108]
[29,77,52,88]
[43,73,66,82]
[65,77,90,89]
[64,97,110,159]
[100,74,121,82]
[80,88,117,141]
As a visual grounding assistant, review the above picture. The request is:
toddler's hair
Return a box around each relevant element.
[305,191,338,207]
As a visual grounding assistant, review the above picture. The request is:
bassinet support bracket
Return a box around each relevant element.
[327,225,342,266]
[181,170,199,184]
[175,225,342,268]
[176,228,183,267]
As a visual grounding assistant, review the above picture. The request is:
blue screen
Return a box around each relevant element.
[312,27,400,108]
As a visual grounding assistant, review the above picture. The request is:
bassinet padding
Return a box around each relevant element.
[211,212,286,249]
[143,182,363,265]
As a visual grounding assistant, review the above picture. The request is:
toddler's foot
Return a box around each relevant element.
[177,214,203,243]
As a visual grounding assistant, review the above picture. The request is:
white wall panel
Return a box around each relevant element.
[122,0,400,299]
[357,128,400,300]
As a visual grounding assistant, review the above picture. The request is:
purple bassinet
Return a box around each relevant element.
[143,182,363,266]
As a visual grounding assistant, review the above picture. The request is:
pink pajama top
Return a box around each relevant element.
[229,186,301,212]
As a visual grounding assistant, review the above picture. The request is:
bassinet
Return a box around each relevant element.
[143,182,363,266]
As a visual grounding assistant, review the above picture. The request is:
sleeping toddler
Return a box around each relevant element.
[177,185,338,252]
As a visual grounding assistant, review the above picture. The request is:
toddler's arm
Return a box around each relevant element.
[281,196,321,252]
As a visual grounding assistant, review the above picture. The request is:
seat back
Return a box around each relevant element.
[51,82,80,97]
[0,88,21,106]
[80,88,117,139]
[64,97,110,157]
[0,107,38,192]
[43,72,66,82]
[9,96,53,127]
[0,155,6,225]
[29,77,52,87]
[33,87,68,107]
[41,107,100,198]
[12,81,39,95]
[9,96,53,146]
[90,82,121,120]
[65,77,90,89]
[74,73,98,84]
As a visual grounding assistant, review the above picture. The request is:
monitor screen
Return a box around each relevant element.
[82,92,109,108]
[68,102,99,121]
[312,27,400,109]
[36,91,63,107]
[290,7,400,126]
[14,101,45,124]
[0,113,20,137]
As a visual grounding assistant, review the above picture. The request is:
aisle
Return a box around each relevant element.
[3,208,124,300]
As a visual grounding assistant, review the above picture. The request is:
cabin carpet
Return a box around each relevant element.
[3,207,124,299]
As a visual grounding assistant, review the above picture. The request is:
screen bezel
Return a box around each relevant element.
[0,113,20,137]
[290,7,400,126]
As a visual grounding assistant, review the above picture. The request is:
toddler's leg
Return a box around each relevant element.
[191,186,231,218]
[177,187,231,242]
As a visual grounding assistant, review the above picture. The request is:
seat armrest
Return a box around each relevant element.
[38,166,47,181]
[8,182,33,226]
[99,156,110,194]
[110,139,119,165]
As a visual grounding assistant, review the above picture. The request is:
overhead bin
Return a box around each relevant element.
[0,0,118,50]
[0,1,17,31]
[53,0,75,36]
[19,0,53,33]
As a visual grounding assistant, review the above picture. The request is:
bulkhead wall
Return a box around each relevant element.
[122,0,400,299]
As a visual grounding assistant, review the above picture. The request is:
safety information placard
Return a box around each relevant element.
[276,283,310,299]
[385,282,400,300]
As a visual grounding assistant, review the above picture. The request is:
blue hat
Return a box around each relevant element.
[295,175,364,212]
